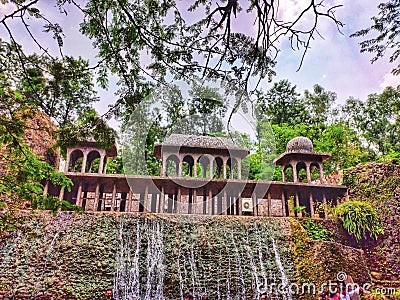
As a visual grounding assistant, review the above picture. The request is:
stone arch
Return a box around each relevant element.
[283,164,294,182]
[68,149,84,172]
[310,162,320,182]
[166,154,179,177]
[197,155,210,178]
[86,150,101,173]
[213,157,224,179]
[182,155,194,177]
[296,162,308,183]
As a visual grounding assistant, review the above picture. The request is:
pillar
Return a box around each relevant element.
[223,160,227,179]
[214,193,219,215]
[64,149,71,173]
[309,192,315,218]
[178,159,183,177]
[306,163,311,183]
[76,180,83,207]
[94,183,100,211]
[111,182,117,211]
[238,159,242,180]
[295,192,300,217]
[282,168,286,182]
[252,193,257,216]
[267,191,272,217]
[208,189,213,215]
[81,152,88,173]
[103,157,108,174]
[43,181,49,197]
[143,183,149,212]
[193,159,198,178]
[291,162,298,182]
[209,160,214,179]
[322,193,327,219]
[98,155,105,174]
[160,186,165,213]
[223,190,227,215]
[237,191,242,216]
[281,191,287,217]
[161,156,167,176]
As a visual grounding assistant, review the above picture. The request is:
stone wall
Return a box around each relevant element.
[0,212,370,300]
[343,162,400,284]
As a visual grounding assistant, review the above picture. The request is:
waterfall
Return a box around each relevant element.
[113,218,141,300]
[272,236,292,300]
[109,216,295,300]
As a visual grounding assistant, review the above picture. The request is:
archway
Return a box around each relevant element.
[166,154,179,177]
[197,155,210,178]
[68,149,84,172]
[182,155,194,177]
[283,165,294,182]
[296,162,308,183]
[310,163,320,182]
[86,150,101,173]
[213,157,223,179]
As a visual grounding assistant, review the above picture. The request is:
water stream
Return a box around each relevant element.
[112,216,296,300]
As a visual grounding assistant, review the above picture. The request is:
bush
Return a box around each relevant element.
[333,200,384,241]
[300,219,331,241]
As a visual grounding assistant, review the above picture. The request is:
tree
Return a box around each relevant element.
[303,84,337,125]
[19,55,99,128]
[0,0,344,120]
[256,79,309,126]
[341,86,400,156]
[351,0,400,75]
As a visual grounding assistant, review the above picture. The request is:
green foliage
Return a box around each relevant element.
[32,196,83,213]
[300,219,331,241]
[333,200,384,241]
[351,0,400,75]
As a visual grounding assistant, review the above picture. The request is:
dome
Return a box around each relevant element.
[286,136,313,153]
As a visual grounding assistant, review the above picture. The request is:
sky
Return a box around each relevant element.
[1,0,399,126]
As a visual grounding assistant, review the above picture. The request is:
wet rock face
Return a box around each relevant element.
[343,162,400,282]
[0,212,369,300]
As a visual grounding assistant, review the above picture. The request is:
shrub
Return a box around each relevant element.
[333,200,384,241]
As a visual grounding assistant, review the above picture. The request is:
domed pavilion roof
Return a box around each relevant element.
[274,136,331,166]
[286,136,314,153]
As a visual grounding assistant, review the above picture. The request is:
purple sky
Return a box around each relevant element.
[1,0,398,123]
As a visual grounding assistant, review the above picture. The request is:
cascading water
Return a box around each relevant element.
[111,215,296,300]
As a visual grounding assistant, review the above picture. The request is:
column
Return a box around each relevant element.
[267,191,272,217]
[237,191,242,216]
[178,159,183,177]
[291,162,298,182]
[175,187,181,214]
[98,154,105,174]
[59,187,65,201]
[111,182,117,211]
[143,183,149,212]
[208,189,213,215]
[223,160,227,179]
[43,181,49,197]
[238,159,242,180]
[252,193,257,216]
[64,149,71,173]
[103,156,108,174]
[161,156,167,176]
[223,190,227,215]
[306,163,311,183]
[76,180,83,207]
[81,152,88,173]
[295,192,300,217]
[309,192,315,218]
[281,191,287,217]
[193,157,198,178]
[94,183,100,211]
[322,193,327,219]
[209,160,214,179]
[160,186,165,213]
[214,193,219,215]
[318,163,324,183]
[282,168,286,182]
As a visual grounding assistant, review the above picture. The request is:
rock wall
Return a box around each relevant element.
[0,212,369,300]
[343,162,400,284]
